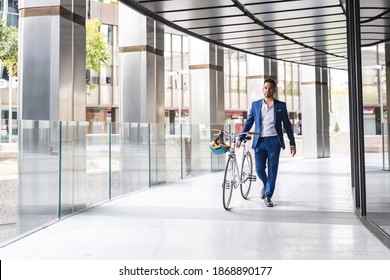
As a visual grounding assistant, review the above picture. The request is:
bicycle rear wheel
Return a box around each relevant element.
[240,152,253,199]
[222,156,236,210]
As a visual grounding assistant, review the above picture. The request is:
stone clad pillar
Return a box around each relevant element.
[17,1,88,228]
[246,56,277,104]
[188,38,225,173]
[189,38,225,125]
[19,0,86,121]
[118,4,166,188]
[118,5,164,124]
[301,65,330,158]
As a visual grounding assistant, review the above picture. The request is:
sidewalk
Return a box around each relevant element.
[0,155,389,260]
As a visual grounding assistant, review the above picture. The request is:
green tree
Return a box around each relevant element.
[333,121,340,133]
[0,19,18,77]
[86,18,111,95]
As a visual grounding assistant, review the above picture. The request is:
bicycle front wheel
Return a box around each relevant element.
[222,156,236,210]
[240,152,253,199]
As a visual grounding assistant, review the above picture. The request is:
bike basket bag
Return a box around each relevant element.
[209,140,230,155]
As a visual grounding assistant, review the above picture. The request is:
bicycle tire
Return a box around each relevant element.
[240,152,253,199]
[222,156,235,210]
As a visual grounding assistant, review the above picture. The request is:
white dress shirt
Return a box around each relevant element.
[260,100,278,137]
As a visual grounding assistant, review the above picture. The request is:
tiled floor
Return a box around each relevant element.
[0,155,389,260]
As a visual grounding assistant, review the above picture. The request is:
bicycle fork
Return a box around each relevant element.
[241,151,257,184]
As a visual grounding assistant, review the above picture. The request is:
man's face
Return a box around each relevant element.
[263,82,276,98]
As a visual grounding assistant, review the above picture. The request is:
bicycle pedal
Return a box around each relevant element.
[249,175,257,182]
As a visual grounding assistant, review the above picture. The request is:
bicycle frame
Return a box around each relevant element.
[212,128,257,210]
[226,132,250,187]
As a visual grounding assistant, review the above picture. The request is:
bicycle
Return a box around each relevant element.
[211,129,257,210]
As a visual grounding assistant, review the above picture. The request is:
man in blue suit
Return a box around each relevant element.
[237,78,296,207]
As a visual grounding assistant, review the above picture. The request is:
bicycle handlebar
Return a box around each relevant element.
[211,129,258,136]
[211,129,259,144]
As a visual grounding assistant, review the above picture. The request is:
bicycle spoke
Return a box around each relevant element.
[240,153,253,199]
[222,156,235,210]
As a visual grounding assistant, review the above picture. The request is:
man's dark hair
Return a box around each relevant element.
[264,78,276,88]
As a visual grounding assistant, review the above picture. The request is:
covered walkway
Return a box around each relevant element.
[0,155,389,260]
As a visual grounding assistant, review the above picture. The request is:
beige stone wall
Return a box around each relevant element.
[165,136,191,183]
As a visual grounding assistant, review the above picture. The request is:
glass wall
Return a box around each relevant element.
[6,0,18,27]
[86,1,119,123]
[0,1,18,143]
[276,61,301,134]
[224,49,247,111]
[164,32,189,134]
[0,120,229,245]
[362,43,390,237]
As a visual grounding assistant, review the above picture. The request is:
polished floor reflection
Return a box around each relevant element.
[0,155,389,259]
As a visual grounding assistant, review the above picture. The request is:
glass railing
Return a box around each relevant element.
[0,120,230,245]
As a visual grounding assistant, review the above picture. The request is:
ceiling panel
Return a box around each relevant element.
[277,21,346,34]
[195,23,261,36]
[176,16,254,29]
[263,15,346,29]
[135,0,233,11]
[121,0,390,70]
[243,0,341,14]
[211,30,276,41]
[157,7,242,22]
[251,6,342,21]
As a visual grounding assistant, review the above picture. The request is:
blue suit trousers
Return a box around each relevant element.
[254,136,281,198]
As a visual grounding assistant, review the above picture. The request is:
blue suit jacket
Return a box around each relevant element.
[239,98,296,150]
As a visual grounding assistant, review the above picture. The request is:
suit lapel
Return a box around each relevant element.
[273,99,278,124]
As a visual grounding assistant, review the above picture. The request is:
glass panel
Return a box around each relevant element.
[231,76,239,93]
[100,66,112,85]
[6,14,18,27]
[362,69,379,105]
[116,123,149,198]
[172,34,181,53]
[85,122,110,207]
[8,0,18,13]
[60,121,88,217]
[292,64,300,111]
[183,52,189,69]
[190,124,212,175]
[149,123,166,186]
[277,61,285,101]
[164,33,171,52]
[183,36,188,54]
[172,52,182,70]
[231,52,239,76]
[285,63,293,109]
[18,120,60,234]
[182,74,189,107]
[240,92,247,109]
[224,74,230,108]
[111,122,121,198]
[0,123,17,243]
[231,92,239,109]
[166,124,181,181]
[364,43,390,236]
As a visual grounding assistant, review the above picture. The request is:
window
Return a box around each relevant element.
[224,50,247,110]
[8,0,18,13]
[164,33,189,110]
[277,61,285,102]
